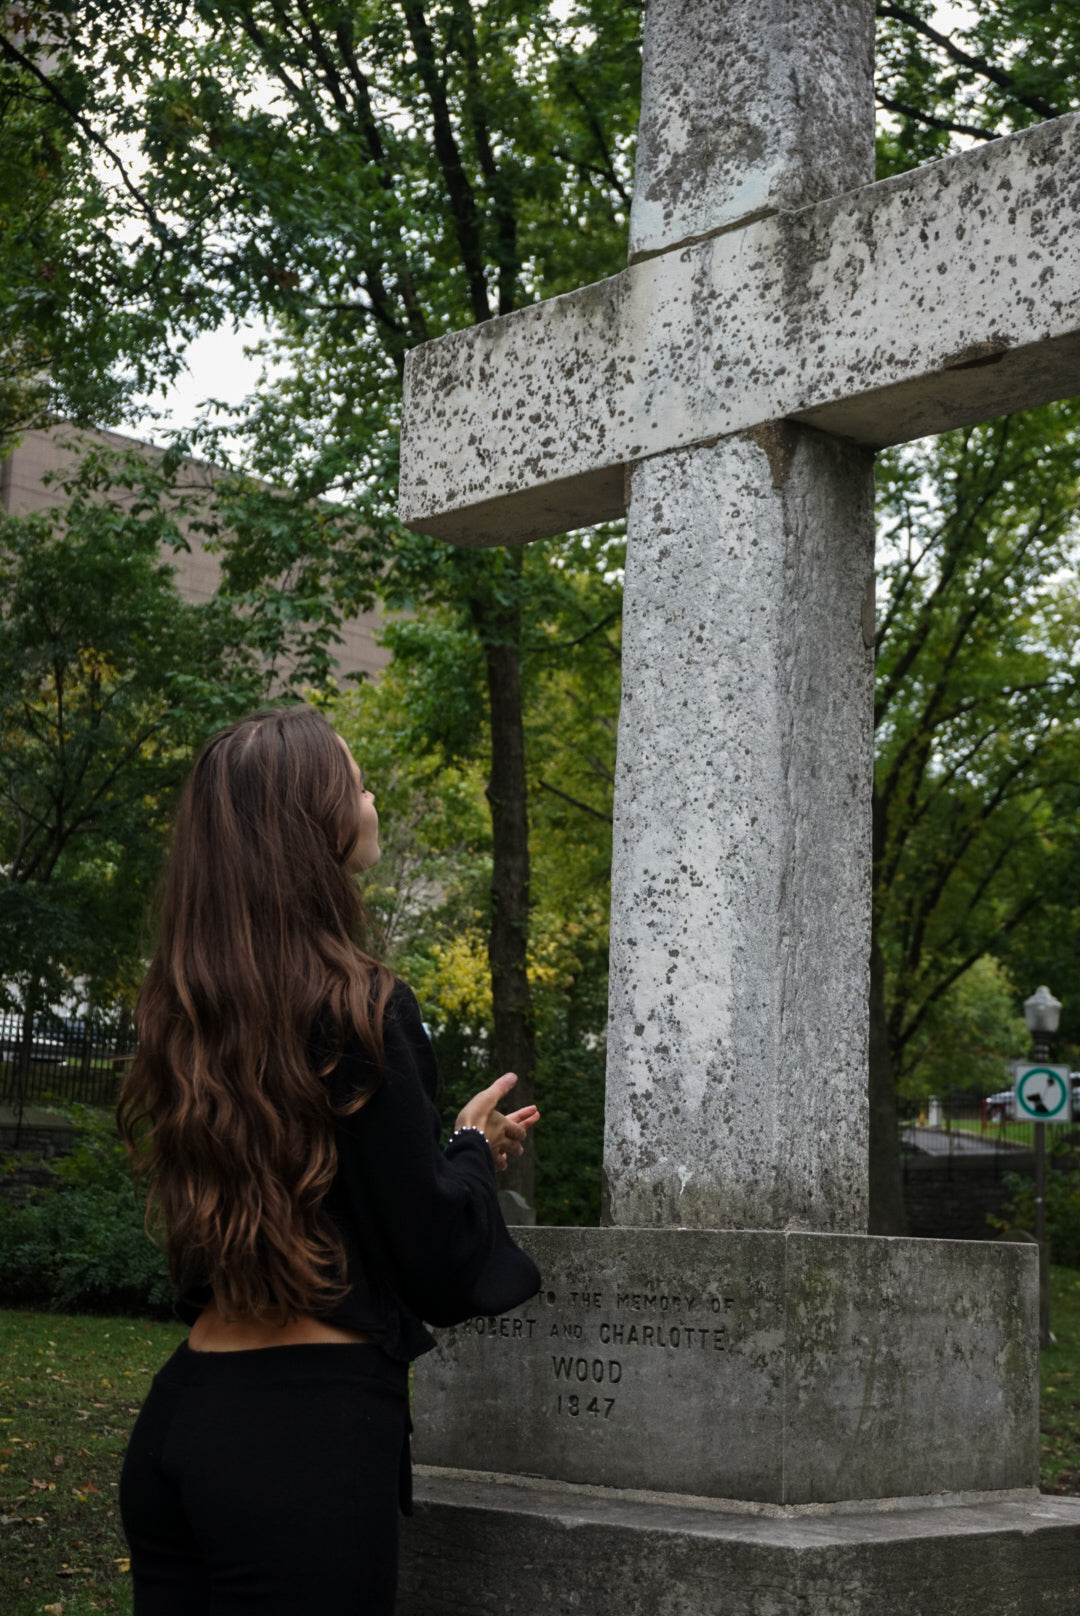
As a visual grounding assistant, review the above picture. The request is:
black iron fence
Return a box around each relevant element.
[0,1012,137,1110]
[902,1086,1080,1161]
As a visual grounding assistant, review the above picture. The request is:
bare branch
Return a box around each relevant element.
[875,92,998,143]
[528,609,621,655]
[536,779,612,824]
[877,4,1067,122]
[550,147,631,206]
[0,33,178,244]
[558,70,632,209]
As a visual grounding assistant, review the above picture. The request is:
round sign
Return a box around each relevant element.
[1015,1065,1071,1122]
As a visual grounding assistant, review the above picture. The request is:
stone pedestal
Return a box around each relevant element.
[400,1228,1080,1614]
[412,1229,1037,1505]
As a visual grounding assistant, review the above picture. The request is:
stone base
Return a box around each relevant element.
[399,1470,1080,1616]
[497,1188,536,1226]
[415,1229,1039,1503]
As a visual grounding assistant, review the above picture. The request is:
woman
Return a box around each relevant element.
[117,705,541,1615]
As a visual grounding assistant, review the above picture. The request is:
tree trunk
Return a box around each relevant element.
[13,990,38,1151]
[471,583,537,1210]
[868,934,907,1233]
[868,786,907,1234]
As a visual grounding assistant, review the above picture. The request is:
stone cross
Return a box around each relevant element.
[400,0,1080,1240]
[396,11,1080,1598]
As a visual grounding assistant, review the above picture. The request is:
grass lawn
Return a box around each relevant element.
[0,1311,186,1616]
[2,1275,1079,1612]
[948,1117,1038,1148]
[1042,1263,1080,1492]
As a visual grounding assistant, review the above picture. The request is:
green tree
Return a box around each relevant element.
[0,441,266,1032]
[895,955,1027,1108]
[331,521,621,1220]
[870,403,1080,1228]
[10,0,641,1200]
[867,0,1080,1229]
[6,0,1079,1229]
[0,0,639,1205]
[875,0,1080,169]
[0,28,215,448]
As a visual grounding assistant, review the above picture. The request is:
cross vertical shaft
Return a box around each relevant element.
[630,0,876,257]
[602,0,877,1231]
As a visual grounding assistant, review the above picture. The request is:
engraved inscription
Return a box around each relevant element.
[557,1394,616,1419]
[459,1314,539,1339]
[446,1276,743,1434]
[551,1356,622,1382]
[551,1356,623,1417]
[599,1321,729,1350]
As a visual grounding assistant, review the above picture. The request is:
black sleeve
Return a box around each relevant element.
[324,981,541,1327]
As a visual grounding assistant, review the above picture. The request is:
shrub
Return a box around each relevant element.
[0,1102,171,1315]
[998,1155,1080,1269]
[0,1184,172,1313]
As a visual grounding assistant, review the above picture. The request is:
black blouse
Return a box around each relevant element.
[176,980,541,1359]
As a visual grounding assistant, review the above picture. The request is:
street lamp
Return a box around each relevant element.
[1024,985,1062,1062]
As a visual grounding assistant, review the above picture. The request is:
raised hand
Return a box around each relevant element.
[455,1073,540,1171]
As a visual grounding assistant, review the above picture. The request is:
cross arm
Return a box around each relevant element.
[399,113,1080,548]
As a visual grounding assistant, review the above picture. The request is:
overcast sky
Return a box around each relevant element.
[134,320,270,443]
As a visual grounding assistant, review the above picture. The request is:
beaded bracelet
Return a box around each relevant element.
[449,1125,487,1146]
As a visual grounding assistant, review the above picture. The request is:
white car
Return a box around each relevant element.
[0,1027,67,1067]
[984,1075,1080,1123]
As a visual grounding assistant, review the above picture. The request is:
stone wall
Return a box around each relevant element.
[902,1152,1034,1241]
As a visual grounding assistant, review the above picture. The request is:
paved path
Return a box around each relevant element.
[903,1125,1027,1157]
[0,1103,77,1150]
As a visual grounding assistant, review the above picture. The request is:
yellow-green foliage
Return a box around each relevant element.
[411,931,493,1023]
[407,904,608,1030]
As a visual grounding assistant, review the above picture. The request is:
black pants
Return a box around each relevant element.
[120,1341,410,1616]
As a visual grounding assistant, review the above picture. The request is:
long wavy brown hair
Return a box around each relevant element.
[118,705,395,1324]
